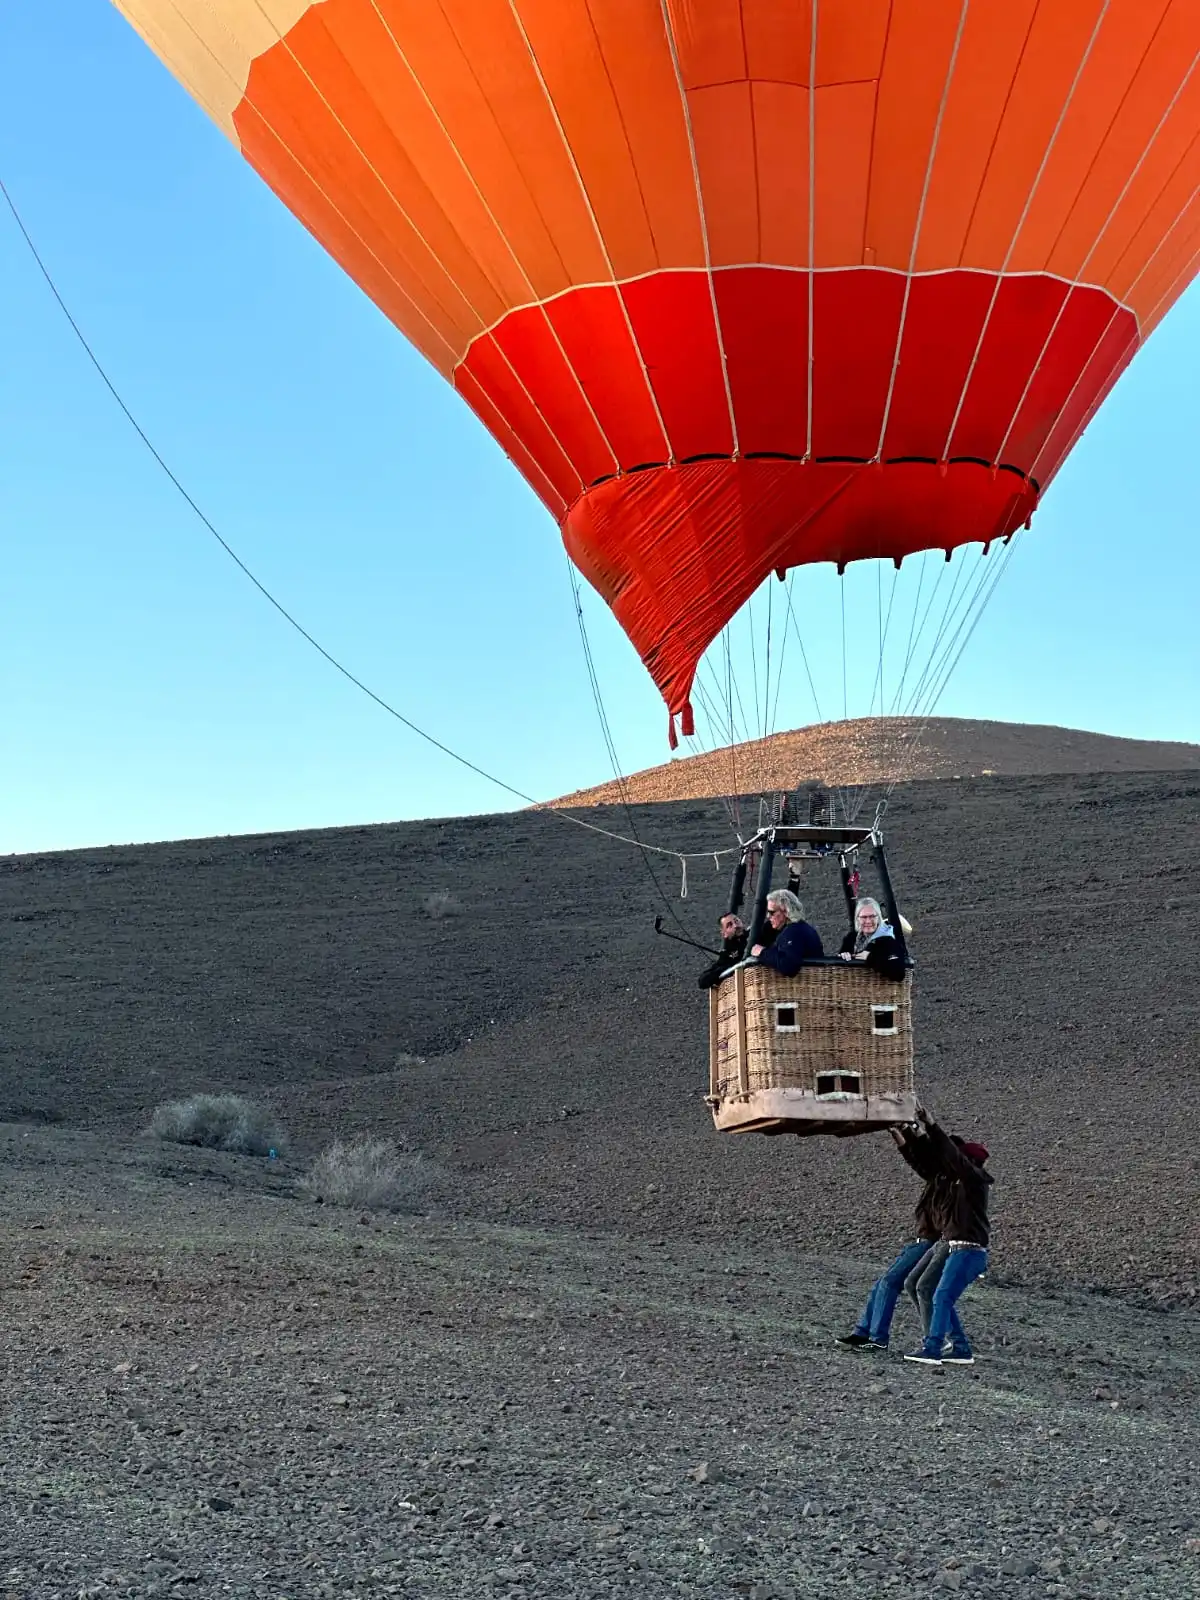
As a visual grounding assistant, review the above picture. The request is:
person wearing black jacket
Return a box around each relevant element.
[838,897,906,982]
[834,1124,950,1350]
[698,914,749,990]
[903,1111,993,1367]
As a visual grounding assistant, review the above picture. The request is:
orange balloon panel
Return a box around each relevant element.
[115,0,1200,741]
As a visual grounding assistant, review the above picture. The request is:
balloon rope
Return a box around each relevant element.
[844,550,979,825]
[782,579,825,726]
[768,573,794,734]
[840,577,848,721]
[876,560,884,717]
[0,168,740,872]
[677,643,746,836]
[762,580,774,743]
[868,560,901,718]
[746,583,775,793]
[900,548,983,718]
[884,533,1025,800]
[747,591,762,747]
[687,672,744,832]
[565,559,716,930]
[722,627,742,831]
[889,550,930,716]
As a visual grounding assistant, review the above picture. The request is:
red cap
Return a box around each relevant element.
[960,1141,989,1164]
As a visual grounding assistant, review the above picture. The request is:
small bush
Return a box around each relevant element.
[150,1093,285,1157]
[421,890,462,920]
[300,1136,434,1213]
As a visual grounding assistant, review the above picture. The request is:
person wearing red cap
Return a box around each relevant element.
[903,1111,993,1368]
[903,1135,988,1343]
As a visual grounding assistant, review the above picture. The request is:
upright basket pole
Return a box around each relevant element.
[734,965,749,1095]
[873,838,910,966]
[745,836,777,952]
[837,851,857,927]
[708,987,719,1099]
[727,858,748,917]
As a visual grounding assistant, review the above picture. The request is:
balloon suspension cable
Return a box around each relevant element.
[884,530,1026,800]
[0,167,742,882]
[566,557,725,929]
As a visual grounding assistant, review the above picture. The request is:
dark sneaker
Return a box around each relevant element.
[867,1339,890,1351]
[834,1332,874,1348]
[903,1348,944,1367]
[943,1350,975,1365]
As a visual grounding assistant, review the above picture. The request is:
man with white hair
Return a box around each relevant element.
[749,888,824,975]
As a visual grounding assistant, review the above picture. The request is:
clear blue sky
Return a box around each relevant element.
[2,3,1198,855]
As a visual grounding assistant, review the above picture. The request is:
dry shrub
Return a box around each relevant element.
[150,1093,285,1157]
[421,890,462,920]
[300,1136,434,1213]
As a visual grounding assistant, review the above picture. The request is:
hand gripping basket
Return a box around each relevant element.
[707,962,916,1135]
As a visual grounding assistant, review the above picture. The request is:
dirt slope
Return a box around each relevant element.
[2,1143,1196,1598]
[3,767,1199,1597]
[544,717,1200,808]
[3,768,1198,1306]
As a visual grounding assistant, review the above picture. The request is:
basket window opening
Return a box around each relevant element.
[871,1005,898,1035]
[816,1071,864,1098]
[774,1004,799,1031]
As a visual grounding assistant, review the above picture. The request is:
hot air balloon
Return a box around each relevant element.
[112,0,1200,750]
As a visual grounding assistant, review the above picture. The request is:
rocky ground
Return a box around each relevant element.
[1,1126,1197,1600]
[2,753,1199,1595]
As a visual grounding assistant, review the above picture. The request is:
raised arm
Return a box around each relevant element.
[892,1124,938,1179]
[922,1118,983,1179]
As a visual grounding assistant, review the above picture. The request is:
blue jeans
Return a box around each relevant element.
[923,1246,988,1356]
[855,1240,934,1344]
[906,1240,950,1336]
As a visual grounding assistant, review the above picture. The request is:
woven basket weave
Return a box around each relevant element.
[708,962,916,1136]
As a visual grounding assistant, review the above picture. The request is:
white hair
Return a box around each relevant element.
[766,888,805,922]
[854,896,884,929]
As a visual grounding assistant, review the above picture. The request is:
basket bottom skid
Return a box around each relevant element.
[710,1089,918,1137]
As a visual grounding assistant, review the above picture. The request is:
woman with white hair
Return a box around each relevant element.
[839,897,906,982]
[749,888,824,976]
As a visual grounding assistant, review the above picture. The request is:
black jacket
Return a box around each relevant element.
[698,923,776,988]
[923,1122,993,1248]
[838,929,907,982]
[755,919,823,976]
[895,1127,953,1242]
[698,933,746,990]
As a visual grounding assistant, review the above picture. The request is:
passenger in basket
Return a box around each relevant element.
[698,913,747,989]
[834,1122,951,1351]
[749,889,823,975]
[838,896,906,982]
[699,910,778,988]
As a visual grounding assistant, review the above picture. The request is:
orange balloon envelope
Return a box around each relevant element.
[115,0,1200,742]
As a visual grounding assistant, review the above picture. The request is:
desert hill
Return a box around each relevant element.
[3,765,1197,1307]
[545,716,1200,808]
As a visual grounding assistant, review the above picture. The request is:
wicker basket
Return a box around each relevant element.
[707,962,916,1136]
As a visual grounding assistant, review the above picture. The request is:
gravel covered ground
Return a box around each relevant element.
[2,1127,1197,1600]
[2,760,1199,1595]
